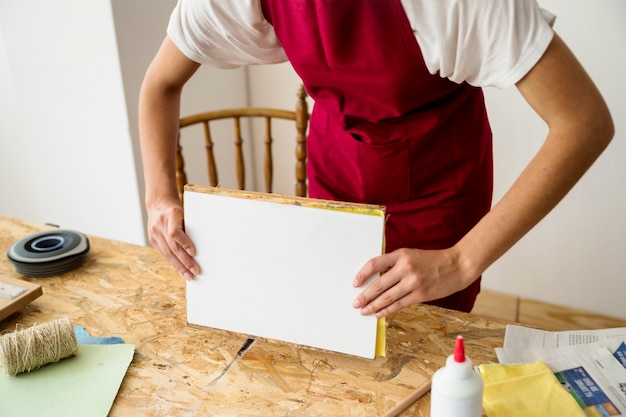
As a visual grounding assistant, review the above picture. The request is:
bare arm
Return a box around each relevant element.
[139,36,201,279]
[454,33,614,279]
[352,34,614,317]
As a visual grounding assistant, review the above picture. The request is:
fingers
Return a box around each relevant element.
[352,253,394,288]
[352,251,411,315]
[148,204,200,280]
[352,254,423,318]
[157,228,199,280]
[352,248,457,318]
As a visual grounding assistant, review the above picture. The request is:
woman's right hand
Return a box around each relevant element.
[139,36,202,280]
[146,197,199,280]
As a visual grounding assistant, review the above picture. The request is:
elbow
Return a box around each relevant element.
[592,106,615,154]
[574,99,615,157]
[602,111,615,146]
[549,102,615,166]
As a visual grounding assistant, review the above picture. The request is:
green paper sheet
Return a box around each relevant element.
[0,343,135,417]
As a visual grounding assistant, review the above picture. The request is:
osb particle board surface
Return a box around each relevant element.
[0,216,506,416]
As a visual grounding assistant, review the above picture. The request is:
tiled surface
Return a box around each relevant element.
[472,289,626,331]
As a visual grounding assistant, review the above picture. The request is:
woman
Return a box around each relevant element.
[138,0,613,316]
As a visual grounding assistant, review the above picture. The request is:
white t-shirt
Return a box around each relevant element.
[167,0,555,89]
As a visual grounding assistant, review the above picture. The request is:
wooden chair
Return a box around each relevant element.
[176,85,309,200]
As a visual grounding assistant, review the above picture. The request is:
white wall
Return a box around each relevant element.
[482,0,626,319]
[0,0,145,245]
[0,0,248,247]
[109,0,249,223]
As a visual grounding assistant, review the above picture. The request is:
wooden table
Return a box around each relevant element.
[0,216,507,416]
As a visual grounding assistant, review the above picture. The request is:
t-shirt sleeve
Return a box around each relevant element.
[402,0,556,88]
[166,0,288,68]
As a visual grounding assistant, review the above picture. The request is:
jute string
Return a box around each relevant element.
[0,317,78,377]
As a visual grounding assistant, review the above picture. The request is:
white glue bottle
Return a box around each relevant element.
[430,335,483,417]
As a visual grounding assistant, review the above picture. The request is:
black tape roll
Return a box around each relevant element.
[7,230,90,277]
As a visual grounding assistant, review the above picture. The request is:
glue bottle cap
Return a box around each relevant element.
[453,335,465,363]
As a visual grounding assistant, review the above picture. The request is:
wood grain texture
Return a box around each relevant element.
[472,288,626,332]
[0,276,42,321]
[184,184,386,213]
[0,216,506,416]
[518,298,626,331]
[472,289,519,323]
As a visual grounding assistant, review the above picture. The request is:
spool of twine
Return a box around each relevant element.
[0,317,78,377]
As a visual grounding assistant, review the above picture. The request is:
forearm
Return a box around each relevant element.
[353,34,613,318]
[138,37,201,209]
[138,75,183,207]
[455,34,614,283]
[137,37,202,277]
[455,121,612,282]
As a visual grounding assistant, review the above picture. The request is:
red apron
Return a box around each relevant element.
[261,0,493,312]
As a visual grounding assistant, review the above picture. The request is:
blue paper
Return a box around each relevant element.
[74,326,125,345]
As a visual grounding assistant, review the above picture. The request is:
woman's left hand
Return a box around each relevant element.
[351,247,476,318]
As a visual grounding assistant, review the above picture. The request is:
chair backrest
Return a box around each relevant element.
[176,85,309,200]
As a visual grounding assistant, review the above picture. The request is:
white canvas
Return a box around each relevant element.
[184,189,385,358]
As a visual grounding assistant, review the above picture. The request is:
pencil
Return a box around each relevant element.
[381,379,432,417]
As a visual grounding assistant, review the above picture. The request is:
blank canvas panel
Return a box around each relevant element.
[184,187,385,359]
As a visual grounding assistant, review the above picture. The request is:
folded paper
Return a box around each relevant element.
[478,360,586,417]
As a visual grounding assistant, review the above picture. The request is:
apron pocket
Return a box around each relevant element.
[352,135,410,204]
